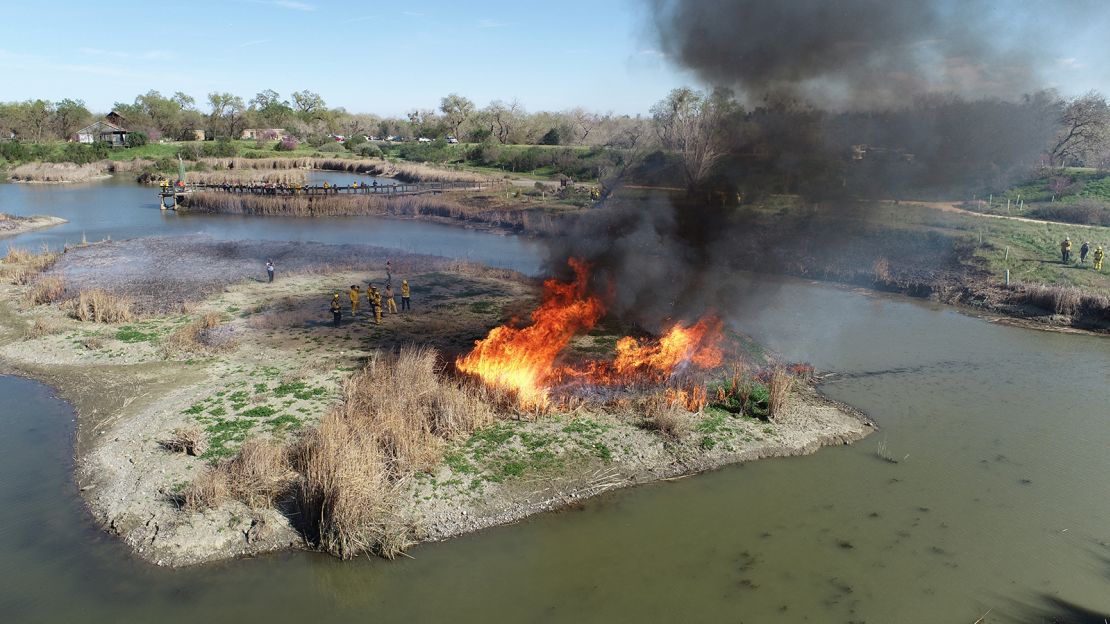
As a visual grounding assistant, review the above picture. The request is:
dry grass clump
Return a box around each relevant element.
[28,276,66,305]
[767,366,794,421]
[642,394,689,440]
[8,162,106,183]
[342,347,495,472]
[1009,283,1110,318]
[2,245,60,284]
[71,289,133,323]
[872,256,892,282]
[291,412,411,558]
[25,317,63,339]
[161,312,234,357]
[160,425,207,457]
[182,468,230,510]
[182,439,292,511]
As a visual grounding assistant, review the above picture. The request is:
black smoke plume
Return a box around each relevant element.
[547,0,1099,330]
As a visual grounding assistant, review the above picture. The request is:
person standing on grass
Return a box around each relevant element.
[401,279,411,312]
[385,282,397,314]
[1094,245,1104,271]
[386,260,393,284]
[1080,241,1090,264]
[330,293,342,327]
[1061,238,1072,264]
[266,259,275,283]
[349,285,361,315]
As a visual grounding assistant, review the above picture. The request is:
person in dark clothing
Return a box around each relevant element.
[1080,241,1091,264]
[330,293,342,327]
[266,259,275,283]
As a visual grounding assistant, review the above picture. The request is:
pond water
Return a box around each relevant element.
[0,177,1108,622]
[0,174,544,274]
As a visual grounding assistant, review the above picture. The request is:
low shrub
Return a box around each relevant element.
[28,276,66,305]
[160,425,207,457]
[71,289,133,323]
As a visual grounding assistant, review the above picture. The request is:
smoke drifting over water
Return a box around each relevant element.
[649,0,1052,108]
[546,0,1101,330]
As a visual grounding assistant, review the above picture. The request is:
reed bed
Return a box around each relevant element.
[183,192,560,234]
[7,162,107,183]
[183,439,292,510]
[1007,283,1110,318]
[767,366,794,421]
[184,170,308,186]
[196,157,490,184]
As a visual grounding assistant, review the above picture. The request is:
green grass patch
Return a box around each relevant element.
[240,405,277,418]
[114,326,158,343]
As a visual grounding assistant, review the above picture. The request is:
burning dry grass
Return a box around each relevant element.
[70,289,134,323]
[7,162,106,183]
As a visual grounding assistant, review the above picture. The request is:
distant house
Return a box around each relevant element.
[76,117,130,147]
[241,128,285,140]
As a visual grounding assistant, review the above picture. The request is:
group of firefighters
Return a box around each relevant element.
[1060,238,1105,270]
[328,262,411,327]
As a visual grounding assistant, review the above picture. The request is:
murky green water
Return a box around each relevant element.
[1,179,1108,622]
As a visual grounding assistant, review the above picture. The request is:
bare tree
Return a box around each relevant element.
[651,87,738,189]
[439,93,474,141]
[1051,91,1109,166]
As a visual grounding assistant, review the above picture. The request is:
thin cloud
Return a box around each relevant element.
[346,15,377,23]
[79,47,174,61]
[477,18,509,28]
[238,39,271,48]
[401,11,424,16]
[1057,57,1084,69]
[247,0,316,11]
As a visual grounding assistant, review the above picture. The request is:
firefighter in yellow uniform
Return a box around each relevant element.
[401,279,411,312]
[385,282,397,314]
[349,285,360,315]
[1094,245,1104,271]
[330,293,342,327]
[1061,237,1072,263]
[368,285,382,325]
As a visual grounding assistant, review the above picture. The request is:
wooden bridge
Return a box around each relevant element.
[158,179,492,210]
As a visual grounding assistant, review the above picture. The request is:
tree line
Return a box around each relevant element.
[0,90,651,149]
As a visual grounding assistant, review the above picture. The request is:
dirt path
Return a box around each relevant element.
[894,200,1105,228]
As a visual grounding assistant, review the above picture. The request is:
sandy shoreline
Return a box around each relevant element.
[0,237,873,567]
[0,214,67,238]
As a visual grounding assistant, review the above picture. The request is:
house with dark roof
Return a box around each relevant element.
[76,112,130,146]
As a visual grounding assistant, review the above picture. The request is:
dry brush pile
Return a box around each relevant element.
[184,170,308,186]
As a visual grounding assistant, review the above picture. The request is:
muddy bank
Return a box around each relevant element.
[0,213,67,238]
[47,235,487,314]
[0,237,870,567]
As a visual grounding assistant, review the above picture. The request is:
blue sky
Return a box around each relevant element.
[1,0,1106,115]
[0,0,694,115]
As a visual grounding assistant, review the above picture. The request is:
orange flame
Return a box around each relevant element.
[612,316,724,382]
[457,259,725,409]
[456,258,604,408]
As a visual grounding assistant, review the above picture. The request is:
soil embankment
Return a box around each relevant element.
[0,236,871,567]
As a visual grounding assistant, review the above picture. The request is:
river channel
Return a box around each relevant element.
[1,175,1108,622]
